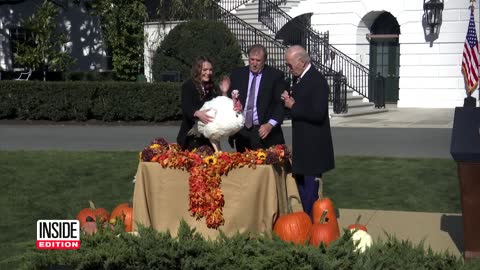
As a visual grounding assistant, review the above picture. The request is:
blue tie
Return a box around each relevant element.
[245,73,258,128]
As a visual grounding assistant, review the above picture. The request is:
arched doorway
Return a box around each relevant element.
[368,12,400,103]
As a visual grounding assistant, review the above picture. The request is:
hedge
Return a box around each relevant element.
[0,81,182,122]
[20,221,480,270]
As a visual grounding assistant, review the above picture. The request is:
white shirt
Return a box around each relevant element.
[299,63,311,80]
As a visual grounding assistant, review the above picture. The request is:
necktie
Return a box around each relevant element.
[295,76,301,85]
[245,73,258,129]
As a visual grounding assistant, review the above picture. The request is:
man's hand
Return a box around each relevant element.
[281,90,295,109]
[194,109,214,124]
[258,123,273,139]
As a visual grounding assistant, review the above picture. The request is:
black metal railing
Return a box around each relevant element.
[327,71,348,114]
[204,2,346,108]
[218,0,250,12]
[205,3,290,76]
[258,0,328,58]
[257,0,380,101]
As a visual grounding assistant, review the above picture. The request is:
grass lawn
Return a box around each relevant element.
[0,151,461,268]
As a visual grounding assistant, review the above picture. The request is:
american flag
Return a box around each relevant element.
[462,9,480,94]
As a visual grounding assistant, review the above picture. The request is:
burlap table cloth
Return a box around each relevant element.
[133,162,300,238]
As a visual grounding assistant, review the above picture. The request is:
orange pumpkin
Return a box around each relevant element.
[312,179,340,236]
[81,217,98,235]
[348,215,368,232]
[110,203,133,232]
[273,196,312,245]
[309,210,340,247]
[76,200,110,227]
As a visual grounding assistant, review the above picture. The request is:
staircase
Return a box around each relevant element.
[217,0,387,116]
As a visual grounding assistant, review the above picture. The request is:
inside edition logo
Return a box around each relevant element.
[37,220,80,250]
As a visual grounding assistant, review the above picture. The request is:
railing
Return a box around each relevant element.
[218,0,251,12]
[257,0,379,100]
[204,3,291,76]
[205,2,347,109]
[327,72,348,114]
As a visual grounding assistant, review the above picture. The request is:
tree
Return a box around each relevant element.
[151,20,243,82]
[15,0,74,81]
[88,0,147,81]
[156,0,217,21]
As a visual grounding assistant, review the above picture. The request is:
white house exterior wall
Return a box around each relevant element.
[143,21,182,82]
[0,0,108,72]
[289,0,480,108]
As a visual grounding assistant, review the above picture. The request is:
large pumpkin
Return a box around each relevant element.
[76,200,110,227]
[273,196,312,245]
[309,210,340,247]
[312,179,340,236]
[110,203,133,232]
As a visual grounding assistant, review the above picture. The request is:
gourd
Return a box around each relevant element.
[348,215,368,232]
[312,178,340,236]
[81,216,98,235]
[348,215,372,252]
[76,200,110,227]
[309,210,340,247]
[110,203,133,232]
[273,196,312,245]
[350,229,373,252]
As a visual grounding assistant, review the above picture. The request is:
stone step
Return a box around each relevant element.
[329,106,388,117]
[346,99,374,109]
[227,0,388,118]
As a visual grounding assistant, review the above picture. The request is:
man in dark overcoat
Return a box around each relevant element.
[281,45,335,220]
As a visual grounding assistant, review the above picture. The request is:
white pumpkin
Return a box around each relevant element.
[350,229,373,252]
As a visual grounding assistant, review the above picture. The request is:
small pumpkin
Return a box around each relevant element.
[273,196,312,245]
[309,210,340,247]
[312,178,340,236]
[76,200,110,227]
[110,203,133,232]
[81,216,98,235]
[348,215,368,232]
[350,229,373,252]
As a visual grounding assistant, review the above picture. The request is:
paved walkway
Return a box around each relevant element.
[330,107,455,129]
[337,209,462,257]
[331,107,463,257]
[283,106,456,129]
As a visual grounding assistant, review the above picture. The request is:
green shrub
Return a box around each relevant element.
[0,81,182,122]
[64,71,117,81]
[151,20,244,82]
[21,221,478,270]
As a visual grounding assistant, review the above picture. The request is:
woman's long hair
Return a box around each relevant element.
[191,56,217,99]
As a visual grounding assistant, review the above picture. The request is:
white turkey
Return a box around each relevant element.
[188,90,244,152]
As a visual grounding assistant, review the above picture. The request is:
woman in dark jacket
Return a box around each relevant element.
[177,56,222,151]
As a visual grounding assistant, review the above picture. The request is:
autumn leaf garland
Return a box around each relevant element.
[140,138,290,229]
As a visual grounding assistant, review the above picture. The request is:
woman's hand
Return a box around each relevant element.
[194,109,214,124]
[219,76,230,96]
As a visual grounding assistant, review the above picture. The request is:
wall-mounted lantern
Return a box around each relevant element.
[423,0,444,35]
